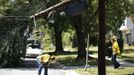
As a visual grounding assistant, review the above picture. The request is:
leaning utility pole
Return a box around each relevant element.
[30,0,71,19]
[98,0,106,75]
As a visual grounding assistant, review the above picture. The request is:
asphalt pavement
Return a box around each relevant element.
[0,68,79,75]
[0,58,79,75]
[0,68,64,75]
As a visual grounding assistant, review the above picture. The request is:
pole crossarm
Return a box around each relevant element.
[30,0,71,19]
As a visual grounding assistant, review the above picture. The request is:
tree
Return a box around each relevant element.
[69,0,98,59]
[0,17,31,67]
[70,15,87,59]
[0,0,33,67]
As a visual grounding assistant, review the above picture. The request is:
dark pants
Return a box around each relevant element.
[38,62,48,75]
[111,54,120,69]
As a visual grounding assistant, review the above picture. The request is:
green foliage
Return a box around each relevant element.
[32,18,55,50]
[82,0,98,35]
[0,0,11,16]
[0,18,30,67]
[106,0,134,35]
[62,29,75,49]
[33,18,75,51]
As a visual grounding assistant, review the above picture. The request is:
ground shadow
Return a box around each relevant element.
[126,73,134,75]
[21,58,38,68]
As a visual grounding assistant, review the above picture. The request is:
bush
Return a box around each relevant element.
[0,18,29,67]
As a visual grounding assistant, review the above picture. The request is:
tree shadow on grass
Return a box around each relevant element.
[121,56,134,63]
[126,73,134,75]
[125,59,134,64]
[44,50,96,56]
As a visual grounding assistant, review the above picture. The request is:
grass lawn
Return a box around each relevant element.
[76,66,134,75]
[54,50,112,66]
[75,46,134,75]
[121,46,134,63]
[52,46,134,66]
[48,46,134,75]
[121,50,134,63]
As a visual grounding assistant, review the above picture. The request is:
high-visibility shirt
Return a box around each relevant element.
[112,41,120,54]
[38,54,50,63]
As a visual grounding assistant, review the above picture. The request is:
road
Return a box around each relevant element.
[0,58,79,75]
[0,58,65,75]
[0,68,65,75]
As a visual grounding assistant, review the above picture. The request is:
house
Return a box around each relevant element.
[119,16,134,45]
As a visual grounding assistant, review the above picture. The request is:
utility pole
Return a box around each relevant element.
[30,0,71,19]
[98,0,106,75]
[84,33,89,71]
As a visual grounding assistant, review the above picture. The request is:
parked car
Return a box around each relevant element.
[25,44,44,58]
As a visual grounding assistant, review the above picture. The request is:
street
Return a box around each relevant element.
[0,58,65,75]
[0,58,79,75]
[0,68,65,75]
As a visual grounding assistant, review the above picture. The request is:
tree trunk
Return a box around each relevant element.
[70,15,86,60]
[54,23,64,53]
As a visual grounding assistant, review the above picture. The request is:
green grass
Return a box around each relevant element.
[49,46,134,66]
[121,49,134,63]
[75,46,134,75]
[55,52,87,66]
[54,51,112,66]
[76,67,134,75]
[47,46,134,75]
[88,46,134,64]
[53,46,134,75]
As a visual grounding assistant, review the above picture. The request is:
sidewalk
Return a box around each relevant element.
[106,57,134,67]
[0,68,79,75]
[90,54,134,67]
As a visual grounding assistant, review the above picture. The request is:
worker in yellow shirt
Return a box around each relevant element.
[111,37,120,69]
[37,54,56,75]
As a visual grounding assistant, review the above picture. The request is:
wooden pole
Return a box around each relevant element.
[98,0,106,75]
[30,0,71,19]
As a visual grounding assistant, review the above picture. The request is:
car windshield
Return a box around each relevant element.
[28,44,40,49]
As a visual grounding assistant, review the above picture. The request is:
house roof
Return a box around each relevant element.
[119,17,134,33]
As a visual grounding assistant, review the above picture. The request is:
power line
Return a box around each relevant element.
[0,16,30,18]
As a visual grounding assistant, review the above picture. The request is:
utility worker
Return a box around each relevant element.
[111,37,120,69]
[37,54,56,75]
